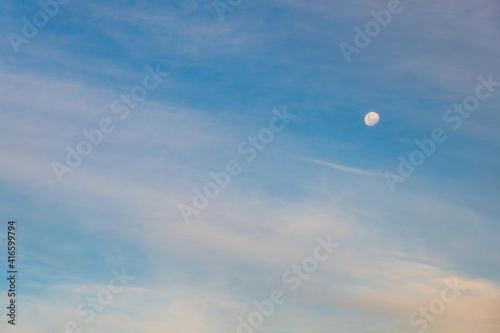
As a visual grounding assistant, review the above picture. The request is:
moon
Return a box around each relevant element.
[365,112,380,126]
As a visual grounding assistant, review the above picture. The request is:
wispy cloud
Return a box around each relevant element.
[307,158,381,177]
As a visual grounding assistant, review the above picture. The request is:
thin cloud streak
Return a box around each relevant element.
[308,158,381,177]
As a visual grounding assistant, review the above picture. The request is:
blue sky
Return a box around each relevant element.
[0,0,499,332]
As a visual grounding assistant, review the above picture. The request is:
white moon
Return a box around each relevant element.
[365,112,380,126]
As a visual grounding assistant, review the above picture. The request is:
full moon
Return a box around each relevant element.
[365,112,380,126]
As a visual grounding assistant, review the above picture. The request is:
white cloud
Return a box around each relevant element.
[307,158,381,177]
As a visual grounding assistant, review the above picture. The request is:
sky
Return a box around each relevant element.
[0,0,499,332]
